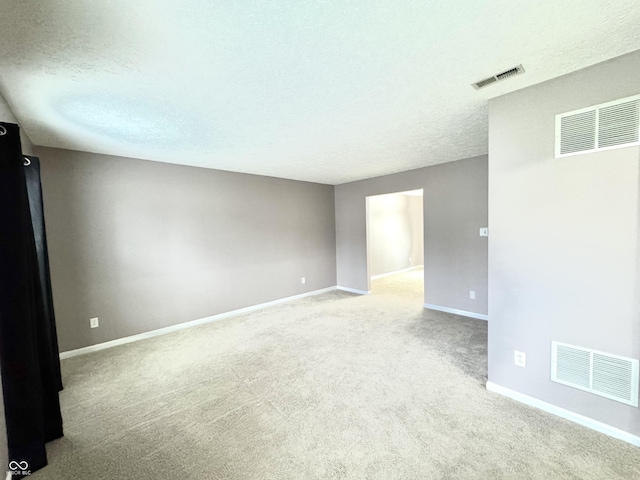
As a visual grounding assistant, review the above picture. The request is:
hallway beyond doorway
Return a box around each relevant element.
[371,266,424,300]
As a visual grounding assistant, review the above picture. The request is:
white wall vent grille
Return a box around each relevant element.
[551,341,639,407]
[555,94,640,157]
[472,64,524,90]
[559,110,596,155]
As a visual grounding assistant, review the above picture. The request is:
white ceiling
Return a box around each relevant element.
[1,1,639,185]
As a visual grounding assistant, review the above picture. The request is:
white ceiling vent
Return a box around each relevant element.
[551,341,639,407]
[472,65,525,90]
[555,94,640,157]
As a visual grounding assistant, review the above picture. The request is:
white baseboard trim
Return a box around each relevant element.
[337,286,371,295]
[60,286,338,360]
[371,265,424,280]
[486,381,640,447]
[424,303,488,321]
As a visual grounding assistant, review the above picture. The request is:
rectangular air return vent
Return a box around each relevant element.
[551,341,639,407]
[472,64,525,90]
[555,94,640,157]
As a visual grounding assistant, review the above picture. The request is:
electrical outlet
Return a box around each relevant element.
[301,277,306,284]
[479,227,488,237]
[90,317,99,329]
[469,290,476,299]
[514,350,526,367]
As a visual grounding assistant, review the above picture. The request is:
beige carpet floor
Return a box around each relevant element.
[34,268,639,479]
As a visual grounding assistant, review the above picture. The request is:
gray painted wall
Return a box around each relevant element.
[367,193,423,277]
[488,50,640,436]
[407,195,424,269]
[335,155,488,314]
[36,147,337,352]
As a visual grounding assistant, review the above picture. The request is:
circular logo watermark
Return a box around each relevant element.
[8,460,31,476]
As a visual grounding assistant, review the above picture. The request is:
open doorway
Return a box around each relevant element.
[366,189,424,299]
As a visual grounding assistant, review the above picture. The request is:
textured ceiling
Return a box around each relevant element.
[1,1,639,185]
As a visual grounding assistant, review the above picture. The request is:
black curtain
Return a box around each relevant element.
[23,155,64,394]
[0,122,63,477]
